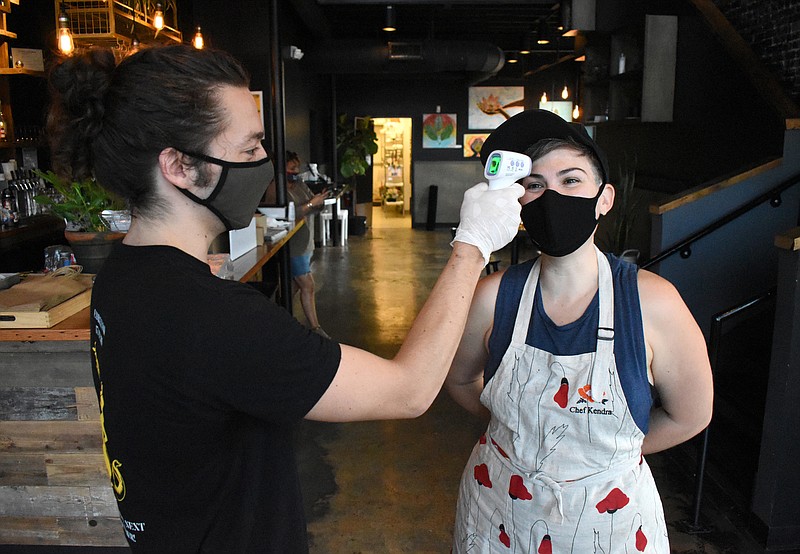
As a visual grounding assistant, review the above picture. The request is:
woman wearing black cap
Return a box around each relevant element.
[445,110,712,552]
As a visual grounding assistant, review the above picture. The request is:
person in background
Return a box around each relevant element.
[46,44,523,552]
[263,150,329,337]
[445,110,713,553]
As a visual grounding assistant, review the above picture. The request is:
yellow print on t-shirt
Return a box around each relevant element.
[93,344,126,501]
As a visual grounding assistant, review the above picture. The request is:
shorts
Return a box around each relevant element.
[290,253,312,278]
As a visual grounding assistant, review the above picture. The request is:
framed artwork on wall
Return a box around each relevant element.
[251,91,264,127]
[463,133,489,158]
[538,100,574,122]
[468,86,525,129]
[422,113,458,148]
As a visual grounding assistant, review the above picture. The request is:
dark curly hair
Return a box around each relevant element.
[46,44,250,216]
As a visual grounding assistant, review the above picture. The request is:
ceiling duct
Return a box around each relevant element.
[302,39,505,84]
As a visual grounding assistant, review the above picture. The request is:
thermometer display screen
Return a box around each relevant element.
[487,153,502,176]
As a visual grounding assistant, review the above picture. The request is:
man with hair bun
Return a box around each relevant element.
[46,44,524,552]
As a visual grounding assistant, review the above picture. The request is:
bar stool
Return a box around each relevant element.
[321,208,348,246]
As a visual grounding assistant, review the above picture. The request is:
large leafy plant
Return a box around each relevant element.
[336,114,378,179]
[34,170,124,232]
[598,160,641,256]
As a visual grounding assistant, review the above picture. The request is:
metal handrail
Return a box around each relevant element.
[641,172,800,269]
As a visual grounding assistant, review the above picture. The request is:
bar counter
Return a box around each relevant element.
[0,221,301,547]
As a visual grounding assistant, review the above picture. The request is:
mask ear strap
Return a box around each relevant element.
[173,184,233,230]
[595,183,608,219]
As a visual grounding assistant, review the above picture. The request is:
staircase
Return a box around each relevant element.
[645,119,800,551]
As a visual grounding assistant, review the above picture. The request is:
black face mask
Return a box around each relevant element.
[521,184,605,257]
[177,146,274,231]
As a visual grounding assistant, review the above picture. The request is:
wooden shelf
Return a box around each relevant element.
[0,67,44,77]
[581,14,676,123]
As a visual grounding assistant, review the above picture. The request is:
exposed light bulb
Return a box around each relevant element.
[572,105,580,120]
[537,37,550,45]
[561,85,569,100]
[153,3,164,30]
[57,12,74,55]
[193,27,204,49]
[541,92,548,104]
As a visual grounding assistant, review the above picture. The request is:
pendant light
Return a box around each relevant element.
[561,85,569,100]
[57,5,74,55]
[536,18,550,45]
[520,32,532,55]
[153,2,164,31]
[382,5,396,32]
[193,27,204,49]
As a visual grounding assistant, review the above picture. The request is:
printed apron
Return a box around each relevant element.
[453,248,669,553]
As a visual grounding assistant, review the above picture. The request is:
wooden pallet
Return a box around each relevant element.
[0,386,127,547]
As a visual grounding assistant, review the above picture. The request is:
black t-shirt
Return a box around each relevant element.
[90,244,340,552]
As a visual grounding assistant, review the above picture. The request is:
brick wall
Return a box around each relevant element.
[714,0,800,104]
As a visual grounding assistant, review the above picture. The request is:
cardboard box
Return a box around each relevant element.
[254,214,266,244]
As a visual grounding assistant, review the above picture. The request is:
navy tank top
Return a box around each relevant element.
[485,254,653,434]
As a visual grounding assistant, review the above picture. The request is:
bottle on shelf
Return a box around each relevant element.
[0,100,7,141]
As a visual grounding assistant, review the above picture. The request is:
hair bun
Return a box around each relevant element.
[47,48,117,180]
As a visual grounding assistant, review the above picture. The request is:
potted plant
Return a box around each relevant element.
[597,160,642,264]
[34,170,127,273]
[336,114,378,181]
[335,114,378,230]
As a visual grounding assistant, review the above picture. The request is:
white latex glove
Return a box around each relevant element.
[451,182,524,265]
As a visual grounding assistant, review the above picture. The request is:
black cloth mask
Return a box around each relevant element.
[521,184,606,257]
[177,148,274,231]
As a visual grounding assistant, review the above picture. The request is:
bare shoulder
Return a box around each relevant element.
[636,267,686,315]
[474,268,504,305]
[636,267,705,355]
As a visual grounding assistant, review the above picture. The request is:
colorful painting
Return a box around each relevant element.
[464,133,489,158]
[251,90,264,126]
[468,86,525,129]
[422,113,457,148]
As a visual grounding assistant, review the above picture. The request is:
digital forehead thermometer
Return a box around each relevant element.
[484,150,532,189]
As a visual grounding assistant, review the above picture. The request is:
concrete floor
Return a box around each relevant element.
[297,219,774,553]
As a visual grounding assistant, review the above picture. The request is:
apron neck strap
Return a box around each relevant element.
[509,248,616,403]
[591,247,615,402]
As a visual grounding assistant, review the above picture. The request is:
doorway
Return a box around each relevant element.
[371,117,412,229]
